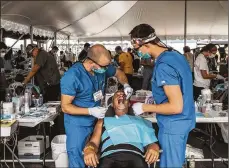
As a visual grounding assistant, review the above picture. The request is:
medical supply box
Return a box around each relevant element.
[18,135,49,159]
[0,120,18,137]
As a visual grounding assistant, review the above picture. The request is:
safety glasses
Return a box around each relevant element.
[131,33,157,51]
[87,57,109,69]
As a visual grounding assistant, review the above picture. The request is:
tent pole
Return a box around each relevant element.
[67,35,70,51]
[77,39,80,61]
[30,25,33,44]
[0,28,3,42]
[54,32,57,46]
[24,39,27,53]
[209,35,212,43]
[184,0,187,47]
[46,39,48,51]
[30,25,34,84]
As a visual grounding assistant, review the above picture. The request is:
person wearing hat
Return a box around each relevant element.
[23,44,61,102]
[129,24,195,168]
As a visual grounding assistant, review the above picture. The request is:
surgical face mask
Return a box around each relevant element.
[1,53,5,58]
[137,51,151,59]
[92,68,107,74]
[209,53,216,58]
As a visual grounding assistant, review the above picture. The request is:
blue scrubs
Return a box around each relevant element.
[151,51,196,168]
[60,62,116,168]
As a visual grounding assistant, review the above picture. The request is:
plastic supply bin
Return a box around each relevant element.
[51,135,68,168]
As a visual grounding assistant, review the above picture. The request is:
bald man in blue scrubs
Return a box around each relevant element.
[61,44,133,168]
[130,24,195,168]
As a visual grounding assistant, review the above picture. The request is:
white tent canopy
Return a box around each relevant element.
[1,1,228,41]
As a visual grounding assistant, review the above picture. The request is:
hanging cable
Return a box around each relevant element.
[12,133,17,168]
[3,139,10,168]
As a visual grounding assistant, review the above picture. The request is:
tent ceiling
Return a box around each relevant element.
[1,1,228,40]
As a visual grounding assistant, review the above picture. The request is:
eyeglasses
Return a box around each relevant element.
[131,33,157,51]
[87,57,109,69]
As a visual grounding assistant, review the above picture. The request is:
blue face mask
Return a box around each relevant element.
[137,51,151,59]
[93,68,107,74]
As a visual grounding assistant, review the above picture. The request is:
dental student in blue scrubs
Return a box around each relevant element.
[130,24,196,168]
[60,44,133,168]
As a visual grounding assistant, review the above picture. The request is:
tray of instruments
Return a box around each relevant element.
[16,108,50,123]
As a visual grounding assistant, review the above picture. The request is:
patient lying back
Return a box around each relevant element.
[83,90,160,168]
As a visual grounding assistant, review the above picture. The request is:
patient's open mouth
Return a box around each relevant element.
[117,96,125,110]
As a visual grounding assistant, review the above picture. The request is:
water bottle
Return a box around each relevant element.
[24,92,30,114]
[205,99,212,113]
[194,101,198,112]
[5,93,12,102]
[0,101,3,118]
[32,95,35,107]
[25,88,32,106]
[39,94,43,106]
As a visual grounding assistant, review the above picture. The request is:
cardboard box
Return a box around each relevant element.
[18,135,49,159]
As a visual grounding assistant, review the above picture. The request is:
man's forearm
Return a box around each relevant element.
[205,73,217,79]
[143,103,182,115]
[23,71,36,84]
[23,64,40,84]
[115,69,128,85]
[61,103,89,115]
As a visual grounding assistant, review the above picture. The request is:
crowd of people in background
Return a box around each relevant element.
[0,40,228,96]
[0,35,228,168]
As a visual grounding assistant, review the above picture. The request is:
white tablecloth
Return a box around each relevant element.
[143,111,228,123]
[18,102,61,127]
[18,113,59,127]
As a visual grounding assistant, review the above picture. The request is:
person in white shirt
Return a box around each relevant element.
[68,48,74,62]
[193,44,224,100]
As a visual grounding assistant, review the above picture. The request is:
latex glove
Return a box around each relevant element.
[124,83,133,99]
[132,103,144,116]
[216,74,225,80]
[88,107,107,119]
